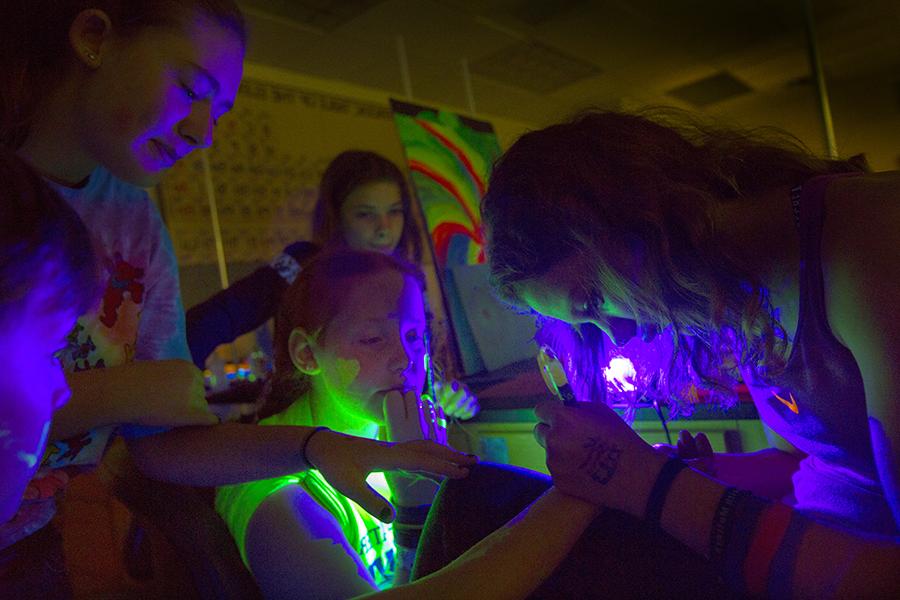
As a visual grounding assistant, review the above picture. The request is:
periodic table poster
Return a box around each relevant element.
[158,76,407,267]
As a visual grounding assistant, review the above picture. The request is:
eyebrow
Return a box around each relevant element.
[352,201,403,209]
[186,62,233,112]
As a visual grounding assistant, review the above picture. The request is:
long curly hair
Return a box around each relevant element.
[258,249,426,420]
[484,108,864,408]
[312,150,423,265]
[0,0,246,150]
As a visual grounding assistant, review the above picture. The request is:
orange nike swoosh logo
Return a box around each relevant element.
[774,391,799,414]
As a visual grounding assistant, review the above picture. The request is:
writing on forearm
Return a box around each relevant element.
[579,438,622,484]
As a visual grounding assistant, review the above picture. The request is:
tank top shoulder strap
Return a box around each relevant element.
[790,171,863,233]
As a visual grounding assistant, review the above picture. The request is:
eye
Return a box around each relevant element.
[405,329,423,344]
[360,336,383,346]
[182,84,198,101]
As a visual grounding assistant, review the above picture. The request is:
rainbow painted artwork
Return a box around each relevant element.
[391,100,509,374]
[390,100,501,269]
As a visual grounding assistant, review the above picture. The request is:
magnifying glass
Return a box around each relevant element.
[537,345,578,406]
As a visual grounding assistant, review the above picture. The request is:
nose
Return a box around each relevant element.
[178,102,214,148]
[388,337,414,376]
[375,214,391,237]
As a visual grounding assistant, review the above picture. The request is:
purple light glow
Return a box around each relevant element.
[603,357,637,393]
[601,328,675,408]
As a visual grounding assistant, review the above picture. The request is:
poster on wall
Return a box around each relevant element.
[390,99,536,375]
[158,78,403,269]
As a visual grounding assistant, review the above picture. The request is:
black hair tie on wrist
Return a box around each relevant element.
[644,457,689,527]
[301,426,330,468]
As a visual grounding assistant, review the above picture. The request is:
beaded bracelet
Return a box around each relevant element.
[301,426,330,468]
[644,457,688,527]
[709,487,751,571]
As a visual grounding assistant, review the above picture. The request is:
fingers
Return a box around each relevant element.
[383,390,406,421]
[533,422,550,448]
[676,429,697,457]
[415,391,431,438]
[695,432,713,457]
[652,443,677,458]
[675,430,713,459]
[436,380,480,420]
[383,440,476,478]
[435,404,448,445]
[336,480,395,524]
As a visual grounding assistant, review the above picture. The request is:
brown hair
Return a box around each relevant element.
[0,0,246,149]
[484,108,864,405]
[259,249,426,419]
[0,147,101,323]
[312,150,423,264]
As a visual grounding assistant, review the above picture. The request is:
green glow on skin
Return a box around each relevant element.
[334,358,360,389]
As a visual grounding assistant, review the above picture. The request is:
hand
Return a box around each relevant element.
[434,379,480,420]
[533,399,665,516]
[654,430,716,476]
[383,390,447,445]
[304,429,477,522]
[109,359,219,427]
[383,390,448,505]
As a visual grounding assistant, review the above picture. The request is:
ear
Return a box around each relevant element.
[69,9,113,69]
[288,328,321,376]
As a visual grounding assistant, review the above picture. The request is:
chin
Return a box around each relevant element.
[106,159,164,188]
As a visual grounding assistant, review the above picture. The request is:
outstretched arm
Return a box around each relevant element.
[129,424,476,522]
[656,429,802,501]
[534,400,900,598]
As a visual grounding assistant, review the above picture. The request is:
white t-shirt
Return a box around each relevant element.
[0,167,188,549]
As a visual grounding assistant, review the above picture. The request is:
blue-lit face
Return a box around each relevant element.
[311,271,427,426]
[76,14,244,186]
[0,289,78,470]
[517,257,638,347]
[340,180,405,254]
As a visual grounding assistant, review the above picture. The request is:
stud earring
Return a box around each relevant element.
[85,51,99,64]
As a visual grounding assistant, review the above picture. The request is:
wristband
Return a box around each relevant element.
[644,457,688,527]
[722,492,768,595]
[709,487,749,570]
[270,251,302,285]
[301,426,329,468]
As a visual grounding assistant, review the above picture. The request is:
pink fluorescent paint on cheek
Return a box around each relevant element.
[333,358,360,389]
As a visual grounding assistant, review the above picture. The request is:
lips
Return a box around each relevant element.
[151,140,181,167]
[381,385,415,397]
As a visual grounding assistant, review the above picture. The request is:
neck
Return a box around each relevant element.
[17,80,97,186]
[307,384,379,439]
[713,186,800,296]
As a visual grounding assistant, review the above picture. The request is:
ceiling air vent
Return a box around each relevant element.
[470,40,601,94]
[240,0,384,32]
[667,71,753,107]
